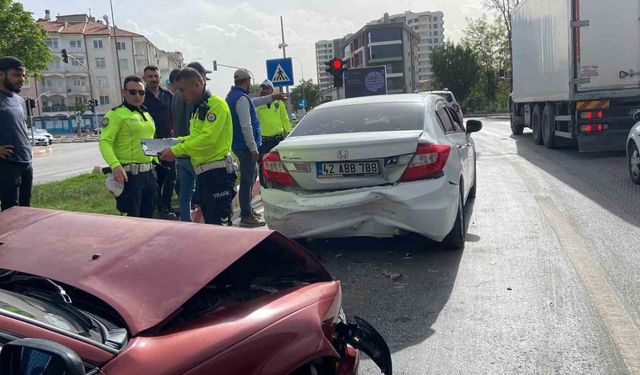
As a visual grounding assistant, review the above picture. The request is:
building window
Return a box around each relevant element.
[72,78,86,87]
[48,60,61,69]
[46,38,59,50]
[74,97,88,105]
[116,41,126,50]
[99,96,110,105]
[69,40,82,49]
[97,76,108,88]
[71,57,85,67]
[93,40,104,49]
[95,58,106,69]
[119,59,129,70]
[433,31,438,36]
[370,44,403,60]
[369,29,402,43]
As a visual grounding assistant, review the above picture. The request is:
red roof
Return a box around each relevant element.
[38,20,143,37]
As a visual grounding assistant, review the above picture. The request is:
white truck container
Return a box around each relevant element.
[510,0,640,152]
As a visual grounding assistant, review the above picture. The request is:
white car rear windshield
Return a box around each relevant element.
[290,103,425,136]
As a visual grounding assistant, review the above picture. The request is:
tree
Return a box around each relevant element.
[483,0,520,89]
[290,79,320,110]
[250,84,262,97]
[0,0,52,76]
[430,42,480,106]
[462,16,509,111]
[74,102,87,136]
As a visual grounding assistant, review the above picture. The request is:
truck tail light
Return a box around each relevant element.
[262,152,296,186]
[400,144,451,182]
[580,111,604,120]
[579,124,607,133]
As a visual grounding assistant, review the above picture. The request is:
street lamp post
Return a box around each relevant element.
[291,57,306,110]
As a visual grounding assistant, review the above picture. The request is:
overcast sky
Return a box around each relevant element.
[20,0,489,96]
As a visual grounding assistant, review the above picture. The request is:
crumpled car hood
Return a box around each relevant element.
[0,207,330,335]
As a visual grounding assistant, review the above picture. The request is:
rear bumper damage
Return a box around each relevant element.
[262,177,459,241]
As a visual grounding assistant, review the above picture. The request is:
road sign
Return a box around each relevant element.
[298,99,307,109]
[344,66,387,99]
[266,58,294,87]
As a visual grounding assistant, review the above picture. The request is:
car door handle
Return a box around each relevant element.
[457,143,470,149]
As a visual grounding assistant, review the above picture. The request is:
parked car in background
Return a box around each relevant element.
[33,128,53,145]
[26,131,49,146]
[627,112,640,184]
[0,207,391,375]
[427,90,463,124]
[261,94,481,249]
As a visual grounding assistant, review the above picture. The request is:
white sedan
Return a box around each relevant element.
[261,94,482,249]
[627,112,640,184]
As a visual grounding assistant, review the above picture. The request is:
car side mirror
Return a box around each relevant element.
[466,119,483,133]
[0,338,85,375]
[634,112,640,122]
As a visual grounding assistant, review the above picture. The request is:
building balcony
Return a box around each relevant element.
[42,68,65,75]
[42,105,75,113]
[67,87,91,95]
[41,88,68,95]
[66,47,85,55]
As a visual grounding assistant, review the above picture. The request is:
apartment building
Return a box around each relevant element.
[20,11,183,125]
[371,11,445,90]
[343,20,420,94]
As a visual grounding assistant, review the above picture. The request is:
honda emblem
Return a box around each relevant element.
[337,149,349,160]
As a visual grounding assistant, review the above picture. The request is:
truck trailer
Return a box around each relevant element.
[510,0,640,152]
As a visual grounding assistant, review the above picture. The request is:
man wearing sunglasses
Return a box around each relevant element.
[99,75,157,218]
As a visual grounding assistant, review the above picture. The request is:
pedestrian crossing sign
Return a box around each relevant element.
[266,58,294,87]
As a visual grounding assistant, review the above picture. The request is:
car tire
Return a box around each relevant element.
[532,104,544,145]
[542,104,556,149]
[468,160,477,199]
[629,141,640,185]
[443,187,465,250]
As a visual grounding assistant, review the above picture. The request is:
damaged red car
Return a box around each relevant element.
[0,208,391,375]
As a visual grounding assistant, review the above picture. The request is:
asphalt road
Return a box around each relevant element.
[32,142,103,184]
[286,117,640,374]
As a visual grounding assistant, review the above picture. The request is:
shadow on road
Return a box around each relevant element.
[512,132,640,227]
[302,198,476,353]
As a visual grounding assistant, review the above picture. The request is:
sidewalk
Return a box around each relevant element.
[52,135,99,144]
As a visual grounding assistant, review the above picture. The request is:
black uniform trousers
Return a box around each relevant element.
[115,170,157,218]
[196,167,237,225]
[0,160,33,211]
[258,134,285,187]
[155,160,176,212]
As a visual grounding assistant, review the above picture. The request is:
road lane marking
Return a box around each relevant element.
[510,159,640,374]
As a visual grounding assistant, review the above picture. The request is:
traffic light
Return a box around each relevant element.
[88,98,97,113]
[25,98,36,117]
[213,60,218,71]
[325,58,348,88]
[61,49,69,63]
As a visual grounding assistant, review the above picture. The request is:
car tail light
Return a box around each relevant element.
[400,143,451,182]
[262,152,296,186]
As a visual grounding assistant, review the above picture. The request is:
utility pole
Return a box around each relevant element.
[110,0,123,87]
[278,16,291,113]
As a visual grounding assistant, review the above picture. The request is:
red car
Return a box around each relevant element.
[0,208,391,375]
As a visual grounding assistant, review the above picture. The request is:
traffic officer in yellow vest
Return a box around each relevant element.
[158,67,236,225]
[99,75,157,218]
[256,79,291,186]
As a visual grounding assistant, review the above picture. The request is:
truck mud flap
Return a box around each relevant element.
[336,316,392,375]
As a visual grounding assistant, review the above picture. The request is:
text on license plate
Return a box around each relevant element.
[317,161,380,177]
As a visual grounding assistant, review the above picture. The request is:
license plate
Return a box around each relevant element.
[317,161,380,178]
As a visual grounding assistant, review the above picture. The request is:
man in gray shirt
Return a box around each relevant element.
[0,57,32,211]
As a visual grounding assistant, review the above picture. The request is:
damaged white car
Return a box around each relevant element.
[261,94,481,249]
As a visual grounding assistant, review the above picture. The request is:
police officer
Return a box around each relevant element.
[256,79,291,186]
[158,67,236,226]
[99,75,157,218]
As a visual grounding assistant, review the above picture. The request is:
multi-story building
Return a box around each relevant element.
[343,20,420,94]
[370,11,445,90]
[19,11,182,131]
